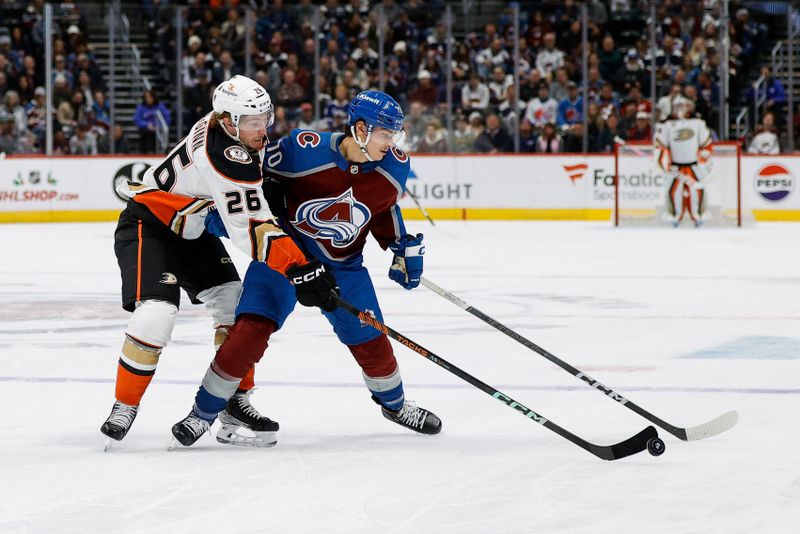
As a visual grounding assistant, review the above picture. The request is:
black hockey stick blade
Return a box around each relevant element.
[597,425,658,461]
[331,294,660,461]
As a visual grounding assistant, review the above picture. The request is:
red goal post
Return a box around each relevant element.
[613,140,748,227]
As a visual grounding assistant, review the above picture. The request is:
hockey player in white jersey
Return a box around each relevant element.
[654,96,713,226]
[101,75,336,448]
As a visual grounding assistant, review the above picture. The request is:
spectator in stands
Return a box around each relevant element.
[350,36,379,71]
[627,111,652,141]
[594,112,620,153]
[416,118,448,153]
[1,90,26,137]
[518,119,537,153]
[475,37,511,79]
[525,81,558,132]
[746,66,787,125]
[211,50,240,86]
[276,69,305,110]
[562,122,585,152]
[185,72,213,125]
[616,49,647,94]
[404,101,429,151]
[69,123,97,155]
[408,70,437,110]
[296,102,325,131]
[618,100,638,136]
[536,32,564,78]
[549,68,570,104]
[110,125,130,154]
[0,113,20,155]
[748,112,780,155]
[134,89,170,154]
[220,8,245,52]
[324,83,350,131]
[73,53,104,91]
[488,65,512,106]
[26,86,47,142]
[92,90,110,125]
[452,113,478,154]
[557,81,583,131]
[536,122,562,153]
[475,113,512,153]
[462,73,490,114]
[52,54,73,89]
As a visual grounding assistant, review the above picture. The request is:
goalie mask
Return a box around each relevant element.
[672,95,692,119]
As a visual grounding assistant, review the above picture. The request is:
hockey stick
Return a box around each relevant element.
[407,190,436,226]
[420,277,739,442]
[331,294,663,461]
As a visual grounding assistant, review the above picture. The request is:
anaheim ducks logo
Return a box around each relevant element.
[224,145,252,164]
[674,128,695,141]
[159,272,178,285]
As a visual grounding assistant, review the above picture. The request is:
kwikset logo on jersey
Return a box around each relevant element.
[754,163,793,203]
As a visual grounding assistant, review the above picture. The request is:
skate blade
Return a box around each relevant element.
[103,438,113,452]
[167,437,181,451]
[215,423,277,448]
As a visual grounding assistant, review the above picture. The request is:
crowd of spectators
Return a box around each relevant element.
[0,2,127,155]
[1,0,798,155]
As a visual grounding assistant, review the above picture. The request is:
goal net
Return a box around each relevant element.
[613,141,751,226]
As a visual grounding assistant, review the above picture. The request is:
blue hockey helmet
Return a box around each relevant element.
[347,90,404,132]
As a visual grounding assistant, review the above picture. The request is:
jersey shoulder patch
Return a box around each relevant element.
[206,126,262,184]
[377,146,411,190]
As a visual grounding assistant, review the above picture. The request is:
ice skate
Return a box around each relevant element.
[382,400,442,435]
[101,400,139,450]
[216,390,279,447]
[170,411,212,448]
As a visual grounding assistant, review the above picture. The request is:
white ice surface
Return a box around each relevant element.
[1,220,799,534]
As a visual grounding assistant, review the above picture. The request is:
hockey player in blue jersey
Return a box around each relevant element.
[171,90,442,447]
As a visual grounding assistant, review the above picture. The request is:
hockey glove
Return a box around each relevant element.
[287,260,339,312]
[204,208,229,238]
[388,233,425,290]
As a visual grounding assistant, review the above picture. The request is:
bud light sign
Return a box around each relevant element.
[754,163,793,203]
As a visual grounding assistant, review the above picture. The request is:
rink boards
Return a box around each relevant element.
[1,152,799,223]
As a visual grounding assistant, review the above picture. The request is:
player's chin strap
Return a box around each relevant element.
[351,124,375,162]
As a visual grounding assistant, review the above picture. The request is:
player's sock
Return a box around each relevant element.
[349,335,405,410]
[239,366,256,392]
[114,335,161,406]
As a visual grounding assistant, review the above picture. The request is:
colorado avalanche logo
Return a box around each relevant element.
[292,188,371,247]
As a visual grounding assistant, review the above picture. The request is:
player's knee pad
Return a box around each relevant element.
[126,299,178,348]
[213,314,276,379]
[348,335,398,378]
[196,280,242,327]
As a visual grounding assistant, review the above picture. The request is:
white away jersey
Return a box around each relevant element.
[654,117,712,165]
[125,114,288,266]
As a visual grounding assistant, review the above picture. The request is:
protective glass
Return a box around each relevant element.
[239,111,274,131]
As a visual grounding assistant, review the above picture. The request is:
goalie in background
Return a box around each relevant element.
[654,95,712,227]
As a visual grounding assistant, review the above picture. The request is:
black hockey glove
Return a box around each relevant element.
[287,260,339,312]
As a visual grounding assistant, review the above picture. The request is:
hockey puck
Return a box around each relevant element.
[647,437,665,457]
